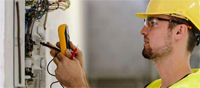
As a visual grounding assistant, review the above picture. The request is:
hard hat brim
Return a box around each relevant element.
[136,12,200,32]
[136,13,171,18]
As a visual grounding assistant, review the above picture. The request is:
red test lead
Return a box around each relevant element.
[70,46,78,60]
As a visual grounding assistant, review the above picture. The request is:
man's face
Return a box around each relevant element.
[141,15,173,60]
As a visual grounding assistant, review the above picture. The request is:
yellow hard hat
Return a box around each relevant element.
[136,0,200,31]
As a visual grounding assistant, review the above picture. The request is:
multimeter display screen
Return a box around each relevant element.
[65,26,70,49]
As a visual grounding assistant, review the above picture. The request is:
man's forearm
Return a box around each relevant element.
[83,72,90,88]
[69,72,90,87]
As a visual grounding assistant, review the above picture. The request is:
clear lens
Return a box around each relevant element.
[144,17,192,30]
[144,17,160,30]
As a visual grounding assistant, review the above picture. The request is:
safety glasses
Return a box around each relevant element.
[144,17,192,30]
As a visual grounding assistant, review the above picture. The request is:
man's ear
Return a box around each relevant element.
[173,24,188,40]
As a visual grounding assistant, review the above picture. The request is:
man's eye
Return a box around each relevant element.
[150,22,157,27]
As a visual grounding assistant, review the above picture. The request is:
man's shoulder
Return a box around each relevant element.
[144,69,200,88]
[170,69,200,88]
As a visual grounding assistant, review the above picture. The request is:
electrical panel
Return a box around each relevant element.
[13,0,70,87]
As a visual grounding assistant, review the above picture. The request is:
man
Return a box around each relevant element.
[48,0,200,88]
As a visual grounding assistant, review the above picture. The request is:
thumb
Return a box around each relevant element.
[69,41,82,56]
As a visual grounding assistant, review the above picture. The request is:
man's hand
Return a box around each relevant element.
[47,42,88,87]
[55,41,84,69]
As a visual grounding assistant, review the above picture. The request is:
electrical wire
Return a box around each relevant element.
[26,0,70,21]
[47,52,64,88]
[47,58,55,76]
[25,21,29,30]
[16,1,22,83]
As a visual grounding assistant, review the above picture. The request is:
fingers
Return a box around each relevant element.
[50,50,61,64]
[50,49,56,56]
[48,42,74,62]
[69,41,82,56]
[56,52,65,61]
[51,49,71,63]
[56,42,60,48]
[65,49,72,59]
[53,57,60,65]
[48,42,60,57]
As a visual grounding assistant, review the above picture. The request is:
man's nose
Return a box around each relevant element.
[140,26,148,36]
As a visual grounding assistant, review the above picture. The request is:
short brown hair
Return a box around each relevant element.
[168,16,199,53]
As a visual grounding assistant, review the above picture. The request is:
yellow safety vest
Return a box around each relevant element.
[146,69,200,88]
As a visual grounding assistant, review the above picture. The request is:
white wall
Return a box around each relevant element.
[0,0,5,88]
[45,0,86,88]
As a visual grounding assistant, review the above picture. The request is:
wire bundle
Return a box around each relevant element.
[25,0,70,20]
[25,0,70,56]
[25,0,70,29]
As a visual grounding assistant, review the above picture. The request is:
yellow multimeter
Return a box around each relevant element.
[58,24,70,55]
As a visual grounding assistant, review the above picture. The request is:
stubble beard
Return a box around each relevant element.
[142,33,173,61]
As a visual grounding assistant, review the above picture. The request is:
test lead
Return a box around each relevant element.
[70,45,78,60]
[40,42,61,52]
